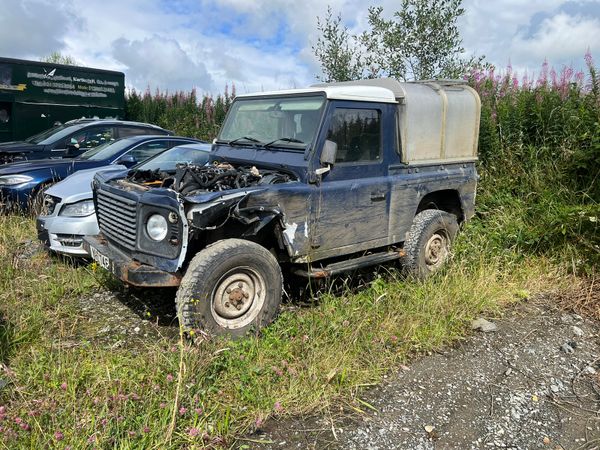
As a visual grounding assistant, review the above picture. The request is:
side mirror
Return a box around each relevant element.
[117,154,137,167]
[315,139,337,177]
[320,140,337,166]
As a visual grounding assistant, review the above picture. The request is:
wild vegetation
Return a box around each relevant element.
[0,57,597,448]
[124,86,235,141]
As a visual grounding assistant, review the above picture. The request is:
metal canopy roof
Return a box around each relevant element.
[312,78,469,100]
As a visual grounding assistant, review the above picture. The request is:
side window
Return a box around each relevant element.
[127,141,170,162]
[118,127,146,138]
[326,109,381,163]
[70,127,114,149]
[117,126,162,137]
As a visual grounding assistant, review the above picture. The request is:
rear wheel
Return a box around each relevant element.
[401,210,459,279]
[176,239,283,337]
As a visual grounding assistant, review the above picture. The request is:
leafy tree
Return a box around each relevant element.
[312,6,364,82]
[314,0,484,82]
[40,52,78,66]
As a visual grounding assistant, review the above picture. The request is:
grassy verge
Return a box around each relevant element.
[0,210,573,448]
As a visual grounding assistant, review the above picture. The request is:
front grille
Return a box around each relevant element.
[56,234,83,247]
[96,189,137,250]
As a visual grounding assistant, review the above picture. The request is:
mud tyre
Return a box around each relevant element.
[401,210,459,279]
[176,239,283,338]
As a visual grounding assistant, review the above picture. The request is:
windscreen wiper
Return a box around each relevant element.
[264,137,305,148]
[228,136,263,146]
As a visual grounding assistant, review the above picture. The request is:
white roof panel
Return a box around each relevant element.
[236,85,398,104]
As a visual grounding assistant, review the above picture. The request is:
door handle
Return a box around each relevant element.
[370,192,386,201]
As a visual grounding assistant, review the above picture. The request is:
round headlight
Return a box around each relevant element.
[146,214,168,241]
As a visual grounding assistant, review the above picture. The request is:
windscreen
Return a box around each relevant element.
[136,145,211,171]
[25,123,85,145]
[218,95,325,149]
[78,138,134,161]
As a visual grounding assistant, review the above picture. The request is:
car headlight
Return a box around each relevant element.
[146,214,168,241]
[0,174,34,185]
[59,199,95,217]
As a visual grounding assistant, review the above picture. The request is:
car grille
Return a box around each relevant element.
[56,234,83,248]
[96,189,137,250]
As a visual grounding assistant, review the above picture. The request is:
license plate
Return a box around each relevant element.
[90,245,112,271]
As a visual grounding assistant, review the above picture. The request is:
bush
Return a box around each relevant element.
[468,53,599,271]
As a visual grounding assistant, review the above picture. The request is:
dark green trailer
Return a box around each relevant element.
[0,57,125,143]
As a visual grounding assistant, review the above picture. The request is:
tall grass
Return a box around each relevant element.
[0,214,557,448]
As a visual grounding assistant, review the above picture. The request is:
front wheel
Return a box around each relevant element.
[176,239,283,337]
[401,210,459,279]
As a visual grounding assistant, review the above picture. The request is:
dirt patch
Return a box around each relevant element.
[73,286,180,347]
[557,277,599,321]
[249,297,600,449]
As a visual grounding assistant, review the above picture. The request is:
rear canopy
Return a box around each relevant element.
[313,79,481,165]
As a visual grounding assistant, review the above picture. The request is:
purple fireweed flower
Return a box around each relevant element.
[166,374,174,382]
[60,382,67,391]
[189,427,200,437]
[585,48,594,68]
[54,431,64,441]
[179,406,187,416]
[550,68,558,88]
[274,401,283,412]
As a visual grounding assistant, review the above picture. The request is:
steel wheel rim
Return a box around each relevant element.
[211,266,266,329]
[424,231,449,270]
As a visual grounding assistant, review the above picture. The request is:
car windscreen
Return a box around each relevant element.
[136,145,211,171]
[218,95,325,149]
[25,123,86,145]
[77,138,135,161]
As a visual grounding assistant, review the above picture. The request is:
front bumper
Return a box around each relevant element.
[83,235,182,287]
[37,213,99,256]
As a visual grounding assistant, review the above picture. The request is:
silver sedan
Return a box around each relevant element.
[37,142,212,256]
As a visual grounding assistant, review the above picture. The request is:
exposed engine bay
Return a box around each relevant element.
[126,162,296,195]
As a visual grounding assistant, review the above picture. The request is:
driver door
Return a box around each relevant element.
[310,104,389,257]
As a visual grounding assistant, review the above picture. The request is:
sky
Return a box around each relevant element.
[0,0,598,95]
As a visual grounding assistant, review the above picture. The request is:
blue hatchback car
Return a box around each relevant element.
[0,135,203,211]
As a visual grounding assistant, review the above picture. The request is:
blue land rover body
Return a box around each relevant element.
[84,79,480,336]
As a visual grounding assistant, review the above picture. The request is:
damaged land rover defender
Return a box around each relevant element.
[84,79,481,336]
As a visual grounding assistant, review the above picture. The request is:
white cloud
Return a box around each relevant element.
[511,12,599,64]
[0,0,598,93]
[0,0,77,58]
[460,0,599,71]
[112,36,214,92]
